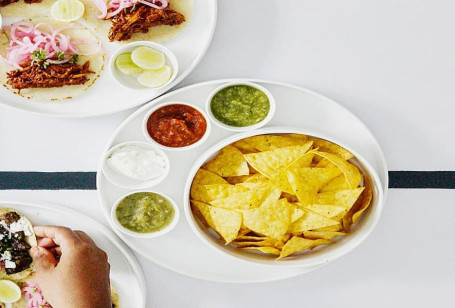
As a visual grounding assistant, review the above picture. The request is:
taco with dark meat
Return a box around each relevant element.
[0,208,37,282]
[0,18,105,101]
[83,0,192,42]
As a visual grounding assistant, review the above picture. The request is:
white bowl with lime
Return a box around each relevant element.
[109,41,179,90]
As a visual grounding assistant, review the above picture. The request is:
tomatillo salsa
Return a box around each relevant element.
[147,104,207,147]
[116,192,175,233]
[210,85,270,127]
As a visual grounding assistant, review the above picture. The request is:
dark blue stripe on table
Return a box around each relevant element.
[0,172,96,190]
[0,171,454,190]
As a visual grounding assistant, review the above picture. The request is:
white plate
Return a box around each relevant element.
[0,200,147,307]
[0,0,217,117]
[97,79,388,283]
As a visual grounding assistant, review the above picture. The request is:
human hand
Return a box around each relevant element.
[30,226,112,308]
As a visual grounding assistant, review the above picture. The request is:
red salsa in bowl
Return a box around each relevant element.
[145,103,208,148]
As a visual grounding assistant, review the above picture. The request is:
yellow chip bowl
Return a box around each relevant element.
[183,127,385,267]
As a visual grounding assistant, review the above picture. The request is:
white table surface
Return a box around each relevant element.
[1,0,455,307]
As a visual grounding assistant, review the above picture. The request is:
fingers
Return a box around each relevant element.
[30,246,58,274]
[34,226,80,253]
[74,230,97,246]
[37,237,56,248]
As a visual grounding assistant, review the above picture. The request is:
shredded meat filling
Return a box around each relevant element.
[108,4,185,41]
[0,0,41,6]
[7,61,93,90]
[0,211,33,275]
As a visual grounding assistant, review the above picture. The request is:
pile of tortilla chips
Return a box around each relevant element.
[190,134,373,260]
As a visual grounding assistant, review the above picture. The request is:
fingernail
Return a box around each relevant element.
[30,247,39,257]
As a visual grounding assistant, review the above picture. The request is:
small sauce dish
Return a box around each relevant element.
[206,81,276,132]
[142,101,211,151]
[111,191,179,238]
[102,141,170,189]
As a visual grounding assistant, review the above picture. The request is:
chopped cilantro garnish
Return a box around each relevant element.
[30,49,47,62]
[69,54,80,64]
[57,51,66,60]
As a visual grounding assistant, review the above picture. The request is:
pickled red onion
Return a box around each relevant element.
[92,0,168,19]
[21,282,51,308]
[0,21,102,69]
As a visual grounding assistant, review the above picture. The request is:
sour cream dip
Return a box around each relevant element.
[107,145,167,181]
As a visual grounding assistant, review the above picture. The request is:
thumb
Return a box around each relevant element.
[31,246,58,274]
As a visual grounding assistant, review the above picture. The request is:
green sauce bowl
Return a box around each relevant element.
[206,81,276,132]
[111,191,180,238]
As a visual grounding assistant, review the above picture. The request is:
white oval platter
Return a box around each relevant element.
[97,79,388,283]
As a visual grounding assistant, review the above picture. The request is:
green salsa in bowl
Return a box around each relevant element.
[206,81,276,131]
[111,191,179,238]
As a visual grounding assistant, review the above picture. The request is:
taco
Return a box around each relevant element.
[82,0,192,42]
[0,18,105,101]
[0,0,46,17]
[0,208,37,282]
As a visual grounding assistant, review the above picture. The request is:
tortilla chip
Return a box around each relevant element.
[235,235,268,241]
[314,188,364,209]
[300,203,349,221]
[191,200,215,229]
[286,167,342,206]
[190,169,228,203]
[203,145,249,177]
[343,177,374,231]
[314,151,360,189]
[312,224,344,232]
[278,236,332,259]
[241,198,292,240]
[242,246,281,255]
[231,139,258,153]
[209,206,242,244]
[244,143,313,176]
[204,184,249,201]
[289,208,340,234]
[224,175,253,184]
[237,135,312,152]
[209,191,262,210]
[191,201,241,244]
[289,204,305,224]
[303,231,346,240]
[308,137,354,160]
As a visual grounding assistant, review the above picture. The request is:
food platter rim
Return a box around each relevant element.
[182,125,385,268]
[0,1,219,118]
[0,199,147,307]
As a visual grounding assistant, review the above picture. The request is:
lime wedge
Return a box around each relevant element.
[0,280,21,303]
[51,0,85,22]
[115,53,143,75]
[138,65,172,88]
[131,46,165,70]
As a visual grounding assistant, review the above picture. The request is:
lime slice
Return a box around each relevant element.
[131,46,165,70]
[115,53,143,75]
[51,0,85,22]
[138,65,172,88]
[0,280,21,303]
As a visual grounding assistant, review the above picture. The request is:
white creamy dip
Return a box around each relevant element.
[107,145,167,181]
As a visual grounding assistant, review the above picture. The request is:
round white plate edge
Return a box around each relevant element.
[0,1,218,118]
[96,78,389,283]
[0,200,147,307]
